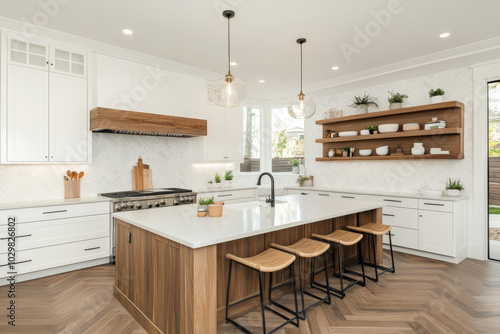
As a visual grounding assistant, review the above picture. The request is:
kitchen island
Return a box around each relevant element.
[112,194,383,334]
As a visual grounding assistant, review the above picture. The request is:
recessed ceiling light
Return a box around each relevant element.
[331,66,339,70]
[230,62,237,66]
[258,80,266,83]
[440,32,450,38]
[122,29,134,35]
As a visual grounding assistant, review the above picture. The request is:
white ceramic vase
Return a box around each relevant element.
[389,103,402,110]
[328,149,334,157]
[411,142,425,155]
[225,180,232,187]
[430,95,444,103]
[357,105,368,114]
[446,189,461,197]
[292,166,299,174]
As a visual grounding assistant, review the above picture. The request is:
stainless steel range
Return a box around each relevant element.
[101,188,196,260]
[101,188,197,212]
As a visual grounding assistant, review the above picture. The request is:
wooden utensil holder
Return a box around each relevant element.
[65,179,81,199]
[208,202,223,217]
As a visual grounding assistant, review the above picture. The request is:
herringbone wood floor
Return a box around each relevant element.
[1,251,499,333]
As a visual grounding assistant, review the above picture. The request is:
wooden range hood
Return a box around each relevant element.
[90,107,207,137]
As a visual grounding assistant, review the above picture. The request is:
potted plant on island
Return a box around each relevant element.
[348,93,379,113]
[446,178,464,197]
[296,175,310,187]
[429,88,445,103]
[366,124,378,134]
[197,196,214,217]
[388,91,408,109]
[224,170,233,187]
[288,158,302,174]
[214,173,222,188]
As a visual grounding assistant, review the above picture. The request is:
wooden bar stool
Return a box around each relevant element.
[225,248,300,334]
[346,223,395,282]
[311,230,366,299]
[270,238,331,320]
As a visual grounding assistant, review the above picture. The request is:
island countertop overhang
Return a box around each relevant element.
[112,195,383,249]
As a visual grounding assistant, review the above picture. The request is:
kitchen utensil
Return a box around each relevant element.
[79,171,84,179]
[132,158,152,190]
[338,131,358,137]
[403,123,420,131]
[376,146,389,156]
[378,124,399,133]
[67,170,72,180]
[64,176,69,181]
[72,171,78,180]
[359,149,372,156]
[360,129,370,135]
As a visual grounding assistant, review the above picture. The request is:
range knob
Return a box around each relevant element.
[154,201,160,207]
[180,196,186,203]
[115,204,122,211]
[173,199,179,206]
[122,203,128,209]
[188,196,194,203]
[160,199,166,205]
[147,201,153,208]
[136,203,142,209]
[127,202,134,209]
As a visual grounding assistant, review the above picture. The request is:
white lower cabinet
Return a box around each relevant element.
[383,226,419,250]
[418,210,453,256]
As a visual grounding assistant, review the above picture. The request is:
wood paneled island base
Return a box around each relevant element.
[114,207,382,334]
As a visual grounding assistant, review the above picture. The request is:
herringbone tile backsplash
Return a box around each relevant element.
[0,67,473,202]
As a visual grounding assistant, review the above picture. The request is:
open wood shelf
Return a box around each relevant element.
[316,101,464,161]
[316,101,464,125]
[316,154,463,162]
[316,128,462,143]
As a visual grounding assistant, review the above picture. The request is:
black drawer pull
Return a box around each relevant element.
[341,196,355,199]
[389,233,396,237]
[383,214,395,217]
[423,203,445,206]
[301,193,309,195]
[383,199,402,203]
[0,234,32,240]
[217,194,232,197]
[84,247,101,251]
[43,210,67,214]
[318,193,330,196]
[127,232,131,244]
[0,259,32,267]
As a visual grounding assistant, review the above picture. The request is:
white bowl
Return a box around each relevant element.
[378,124,399,133]
[360,129,370,135]
[376,146,389,156]
[419,188,443,197]
[338,131,358,137]
[359,149,372,156]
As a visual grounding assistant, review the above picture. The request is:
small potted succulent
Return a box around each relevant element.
[366,124,378,134]
[388,91,408,109]
[446,178,464,197]
[198,196,214,217]
[342,147,350,157]
[296,175,310,186]
[288,158,302,174]
[214,173,222,188]
[224,170,233,187]
[348,93,379,113]
[429,88,445,103]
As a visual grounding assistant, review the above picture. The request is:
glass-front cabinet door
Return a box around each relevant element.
[8,34,49,70]
[50,43,87,78]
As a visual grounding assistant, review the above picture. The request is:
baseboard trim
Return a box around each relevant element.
[383,245,465,264]
[467,243,487,260]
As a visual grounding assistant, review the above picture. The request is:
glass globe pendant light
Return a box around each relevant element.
[210,10,247,107]
[288,38,316,119]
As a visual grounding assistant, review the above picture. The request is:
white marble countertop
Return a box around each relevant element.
[193,186,257,194]
[284,186,468,202]
[113,194,382,249]
[0,196,111,210]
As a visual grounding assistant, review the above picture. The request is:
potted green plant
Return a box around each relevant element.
[214,173,222,188]
[288,158,302,174]
[224,170,233,187]
[198,196,214,216]
[429,88,445,103]
[446,178,464,197]
[348,93,379,113]
[388,91,408,109]
[366,124,378,134]
[296,175,310,187]
[342,147,350,157]
[207,180,213,189]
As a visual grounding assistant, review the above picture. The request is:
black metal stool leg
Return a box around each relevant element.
[268,272,273,301]
[298,258,306,320]
[372,235,379,282]
[290,263,300,327]
[389,232,396,273]
[225,259,233,323]
[323,251,332,304]
[359,239,366,286]
[337,243,345,298]
[259,271,266,334]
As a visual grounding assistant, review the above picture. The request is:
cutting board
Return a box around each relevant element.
[132,158,152,190]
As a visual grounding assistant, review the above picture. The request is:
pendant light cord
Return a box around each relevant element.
[300,42,303,92]
[227,15,231,74]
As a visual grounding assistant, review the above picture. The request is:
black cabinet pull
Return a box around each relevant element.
[383,199,402,203]
[383,214,395,217]
[423,203,445,206]
[341,196,355,199]
[84,247,100,251]
[43,210,67,214]
[127,232,131,244]
[0,259,32,267]
[318,193,330,196]
[217,194,232,197]
[0,234,32,240]
[301,193,309,195]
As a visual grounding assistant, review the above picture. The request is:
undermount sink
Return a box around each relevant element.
[226,200,287,210]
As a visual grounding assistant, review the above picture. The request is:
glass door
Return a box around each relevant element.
[488,80,500,261]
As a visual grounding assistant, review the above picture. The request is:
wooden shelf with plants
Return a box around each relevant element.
[316,101,464,161]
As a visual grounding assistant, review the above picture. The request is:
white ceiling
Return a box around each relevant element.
[1,0,500,98]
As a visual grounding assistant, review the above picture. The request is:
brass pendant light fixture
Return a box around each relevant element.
[288,38,316,119]
[210,10,247,107]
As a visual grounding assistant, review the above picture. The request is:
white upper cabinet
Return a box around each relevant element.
[1,32,91,164]
[167,73,205,119]
[94,54,134,111]
[132,62,170,115]
[224,107,244,162]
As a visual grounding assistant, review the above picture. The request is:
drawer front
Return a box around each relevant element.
[286,189,304,195]
[0,202,110,225]
[0,214,109,254]
[383,226,418,250]
[0,237,109,278]
[338,193,368,201]
[382,207,418,229]
[368,195,418,209]
[310,191,336,197]
[418,199,452,213]
[199,189,256,202]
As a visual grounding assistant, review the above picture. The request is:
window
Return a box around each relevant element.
[240,107,261,172]
[271,107,304,172]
